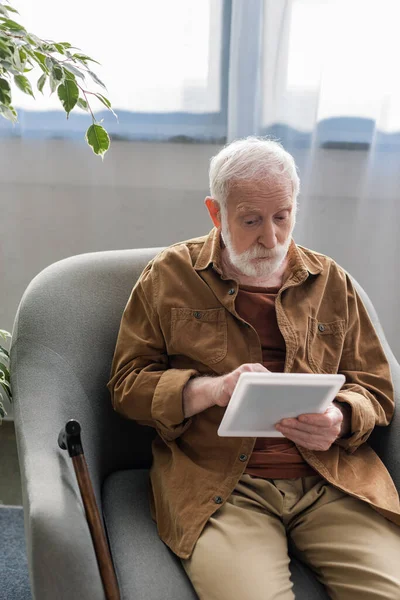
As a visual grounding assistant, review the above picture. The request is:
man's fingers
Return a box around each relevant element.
[222,363,269,398]
[285,414,341,429]
[240,363,269,372]
[276,426,335,451]
[276,419,340,437]
[277,403,343,447]
[296,409,342,428]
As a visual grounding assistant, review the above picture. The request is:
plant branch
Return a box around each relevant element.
[79,85,96,123]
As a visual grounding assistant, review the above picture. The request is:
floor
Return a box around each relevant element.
[0,420,23,506]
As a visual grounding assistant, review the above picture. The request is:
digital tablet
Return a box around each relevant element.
[217,372,346,437]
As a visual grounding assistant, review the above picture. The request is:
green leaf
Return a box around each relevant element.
[0,330,11,341]
[62,62,85,81]
[52,64,63,82]
[19,46,27,62]
[0,76,11,105]
[14,74,34,97]
[41,43,58,53]
[12,45,23,70]
[72,53,100,65]
[0,38,11,56]
[0,103,17,123]
[94,92,111,108]
[57,78,79,117]
[93,93,118,120]
[53,43,65,54]
[0,17,26,32]
[0,400,7,419]
[44,57,63,83]
[26,34,42,46]
[85,124,110,158]
[49,75,58,94]
[87,69,106,89]
[0,371,10,389]
[0,344,10,358]
[45,56,53,71]
[3,4,19,14]
[77,97,88,111]
[0,58,18,74]
[0,47,10,60]
[37,72,46,93]
[33,51,48,72]
[0,379,12,402]
[0,363,10,383]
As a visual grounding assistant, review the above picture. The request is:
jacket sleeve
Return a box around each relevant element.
[335,274,395,453]
[107,261,198,442]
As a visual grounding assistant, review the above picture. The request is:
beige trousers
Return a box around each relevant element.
[181,474,400,600]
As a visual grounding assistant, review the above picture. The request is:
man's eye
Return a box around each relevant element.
[243,217,260,226]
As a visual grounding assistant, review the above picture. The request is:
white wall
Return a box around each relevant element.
[1,139,213,326]
[1,138,399,415]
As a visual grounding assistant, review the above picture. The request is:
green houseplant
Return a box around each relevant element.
[0,1,115,418]
[0,0,116,157]
[0,329,11,419]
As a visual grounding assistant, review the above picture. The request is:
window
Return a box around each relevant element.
[2,0,399,149]
[1,0,230,143]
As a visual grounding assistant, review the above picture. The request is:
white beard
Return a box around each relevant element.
[221,223,292,279]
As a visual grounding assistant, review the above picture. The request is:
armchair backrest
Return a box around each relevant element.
[11,249,163,486]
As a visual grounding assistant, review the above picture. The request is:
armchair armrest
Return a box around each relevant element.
[351,277,400,490]
[11,341,107,600]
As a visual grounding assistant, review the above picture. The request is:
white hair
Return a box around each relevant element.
[209,136,300,207]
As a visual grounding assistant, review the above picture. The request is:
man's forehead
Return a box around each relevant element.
[227,179,294,210]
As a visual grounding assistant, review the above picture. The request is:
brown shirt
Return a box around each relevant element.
[108,228,400,559]
[236,284,316,478]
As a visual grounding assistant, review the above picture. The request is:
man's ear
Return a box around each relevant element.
[205,197,222,228]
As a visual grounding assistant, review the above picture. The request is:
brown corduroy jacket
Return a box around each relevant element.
[108,228,400,559]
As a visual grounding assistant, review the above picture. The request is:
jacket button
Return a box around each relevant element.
[228,288,235,295]
[193,311,202,319]
[239,454,247,462]
[318,323,325,332]
[214,496,223,504]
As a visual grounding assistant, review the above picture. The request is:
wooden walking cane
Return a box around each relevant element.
[58,419,121,600]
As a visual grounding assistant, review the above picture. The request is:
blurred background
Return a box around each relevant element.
[1,0,400,427]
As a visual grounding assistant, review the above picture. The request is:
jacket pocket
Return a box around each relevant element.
[170,307,227,365]
[307,316,346,374]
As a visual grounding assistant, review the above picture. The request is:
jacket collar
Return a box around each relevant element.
[194,228,323,277]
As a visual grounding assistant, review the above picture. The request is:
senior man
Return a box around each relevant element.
[108,137,400,600]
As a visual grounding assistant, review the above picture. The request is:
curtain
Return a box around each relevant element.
[228,0,400,358]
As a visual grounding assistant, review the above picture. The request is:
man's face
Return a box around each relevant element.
[212,179,296,278]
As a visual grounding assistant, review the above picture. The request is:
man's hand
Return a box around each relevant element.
[183,363,268,418]
[275,401,352,451]
[212,363,269,407]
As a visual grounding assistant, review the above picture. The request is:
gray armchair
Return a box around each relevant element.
[11,248,400,600]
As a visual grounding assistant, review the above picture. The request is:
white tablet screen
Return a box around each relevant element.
[218,373,345,437]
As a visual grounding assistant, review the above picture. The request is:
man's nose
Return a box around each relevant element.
[258,222,277,249]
